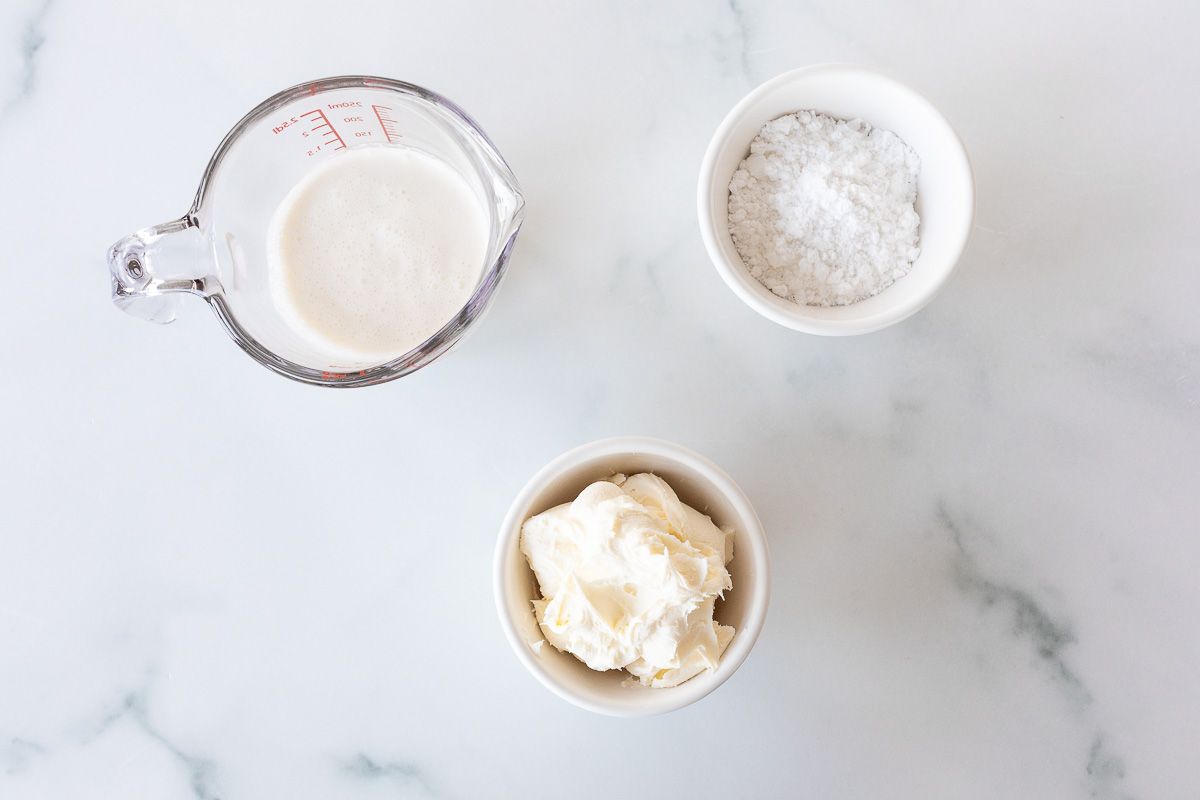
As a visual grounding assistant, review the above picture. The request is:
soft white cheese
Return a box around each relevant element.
[520,473,734,688]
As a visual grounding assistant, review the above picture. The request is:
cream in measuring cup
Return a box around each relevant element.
[106,76,524,387]
[269,147,489,361]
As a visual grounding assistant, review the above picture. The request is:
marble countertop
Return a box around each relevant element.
[2,1,1198,798]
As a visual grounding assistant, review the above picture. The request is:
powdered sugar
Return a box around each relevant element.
[727,110,921,307]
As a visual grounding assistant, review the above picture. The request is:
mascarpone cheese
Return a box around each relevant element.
[520,473,734,688]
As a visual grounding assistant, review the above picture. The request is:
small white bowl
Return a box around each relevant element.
[698,64,975,335]
[493,437,770,716]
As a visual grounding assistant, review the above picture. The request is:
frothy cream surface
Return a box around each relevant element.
[268,146,489,362]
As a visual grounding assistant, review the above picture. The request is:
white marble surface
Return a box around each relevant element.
[1,1,1198,797]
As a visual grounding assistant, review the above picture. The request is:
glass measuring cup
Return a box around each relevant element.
[107,76,525,387]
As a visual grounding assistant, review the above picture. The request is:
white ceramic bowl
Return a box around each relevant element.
[698,64,975,335]
[493,437,770,716]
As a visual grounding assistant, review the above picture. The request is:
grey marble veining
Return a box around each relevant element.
[939,504,1134,799]
[941,505,1087,701]
[722,0,755,81]
[341,754,437,798]
[0,0,51,120]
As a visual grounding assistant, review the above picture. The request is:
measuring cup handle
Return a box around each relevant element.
[107,217,213,324]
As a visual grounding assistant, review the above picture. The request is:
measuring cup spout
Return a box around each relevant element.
[107,217,212,324]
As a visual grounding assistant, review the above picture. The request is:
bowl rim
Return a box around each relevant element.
[492,436,771,717]
[696,63,975,336]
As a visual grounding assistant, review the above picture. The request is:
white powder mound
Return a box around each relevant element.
[727,110,921,307]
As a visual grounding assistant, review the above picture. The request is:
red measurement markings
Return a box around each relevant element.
[300,108,346,151]
[372,104,401,144]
